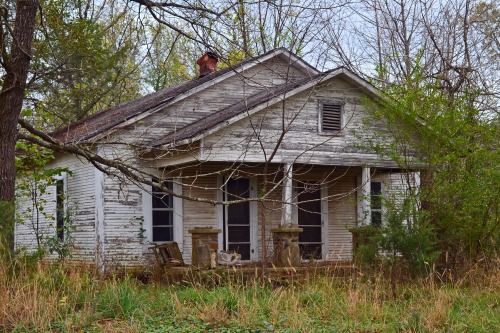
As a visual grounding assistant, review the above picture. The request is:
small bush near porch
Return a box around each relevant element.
[1,255,499,332]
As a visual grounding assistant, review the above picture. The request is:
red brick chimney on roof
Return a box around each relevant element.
[197,52,218,78]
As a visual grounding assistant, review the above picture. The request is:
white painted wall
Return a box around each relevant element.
[15,154,96,261]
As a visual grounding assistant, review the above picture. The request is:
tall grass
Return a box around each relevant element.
[1,249,499,332]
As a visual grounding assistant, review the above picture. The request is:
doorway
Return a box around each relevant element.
[297,182,323,259]
[223,178,254,260]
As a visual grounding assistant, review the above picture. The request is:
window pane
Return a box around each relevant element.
[300,243,322,260]
[371,195,382,209]
[56,179,64,240]
[297,183,322,226]
[299,226,322,243]
[371,182,381,195]
[371,211,382,227]
[227,178,249,198]
[153,226,173,242]
[227,202,250,224]
[153,210,173,226]
[152,180,173,193]
[228,226,250,242]
[228,243,250,260]
[152,194,173,208]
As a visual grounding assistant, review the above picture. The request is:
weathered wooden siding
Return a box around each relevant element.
[201,76,397,167]
[181,172,219,263]
[327,170,358,260]
[108,57,309,148]
[373,171,420,221]
[98,145,144,268]
[15,185,56,253]
[15,154,96,261]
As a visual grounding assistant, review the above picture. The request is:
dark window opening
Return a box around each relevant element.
[56,179,65,240]
[297,182,322,259]
[152,180,174,242]
[321,103,343,132]
[225,178,251,260]
[371,181,382,227]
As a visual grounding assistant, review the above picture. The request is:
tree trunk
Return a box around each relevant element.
[0,0,39,246]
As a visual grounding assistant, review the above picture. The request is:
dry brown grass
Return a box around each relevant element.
[1,253,499,332]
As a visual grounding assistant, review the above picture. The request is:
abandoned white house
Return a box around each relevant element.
[15,48,418,270]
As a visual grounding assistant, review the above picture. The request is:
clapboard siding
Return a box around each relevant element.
[15,154,96,261]
[327,171,358,260]
[201,76,397,167]
[100,145,144,267]
[15,53,420,269]
[108,57,309,147]
[181,174,219,263]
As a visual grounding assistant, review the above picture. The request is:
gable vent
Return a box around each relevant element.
[321,103,343,132]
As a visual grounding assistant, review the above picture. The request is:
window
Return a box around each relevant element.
[297,182,322,260]
[320,103,343,133]
[152,180,174,242]
[55,178,65,240]
[371,181,382,227]
[224,178,251,260]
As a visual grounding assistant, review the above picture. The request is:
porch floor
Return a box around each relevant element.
[157,261,357,284]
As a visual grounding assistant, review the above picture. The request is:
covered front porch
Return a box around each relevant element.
[145,161,404,268]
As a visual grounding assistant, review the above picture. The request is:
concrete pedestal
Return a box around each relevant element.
[189,228,221,269]
[271,227,303,267]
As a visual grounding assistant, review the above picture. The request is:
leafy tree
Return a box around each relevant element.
[142,23,195,92]
[366,66,499,268]
[29,0,143,127]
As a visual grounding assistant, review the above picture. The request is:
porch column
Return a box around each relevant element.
[361,167,371,226]
[281,163,293,227]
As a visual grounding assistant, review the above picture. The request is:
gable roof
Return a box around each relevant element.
[148,67,380,149]
[149,73,323,149]
[51,48,319,143]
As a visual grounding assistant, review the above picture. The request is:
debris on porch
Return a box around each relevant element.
[218,251,242,266]
[149,242,184,267]
[153,261,357,286]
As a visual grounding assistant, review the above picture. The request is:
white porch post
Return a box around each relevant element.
[361,167,371,226]
[281,163,293,227]
[95,160,106,275]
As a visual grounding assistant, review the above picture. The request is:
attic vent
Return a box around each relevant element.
[321,103,343,132]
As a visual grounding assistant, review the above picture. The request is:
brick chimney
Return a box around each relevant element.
[196,52,218,78]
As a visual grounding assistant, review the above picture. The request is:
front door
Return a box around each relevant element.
[297,182,322,259]
[224,178,251,260]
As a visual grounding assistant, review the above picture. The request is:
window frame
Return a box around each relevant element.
[52,173,67,241]
[143,179,183,245]
[217,176,258,261]
[318,100,345,135]
[292,180,329,260]
[370,181,383,227]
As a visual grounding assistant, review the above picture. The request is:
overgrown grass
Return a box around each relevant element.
[1,254,499,332]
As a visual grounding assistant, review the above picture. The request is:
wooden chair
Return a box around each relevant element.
[149,242,184,267]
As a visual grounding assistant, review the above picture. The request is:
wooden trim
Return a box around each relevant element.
[360,167,371,226]
[321,184,329,259]
[142,185,153,243]
[143,179,183,245]
[216,175,224,252]
[53,172,67,240]
[249,177,258,261]
[94,163,105,274]
[281,163,293,227]
[173,178,183,247]
[318,100,346,135]
[219,176,257,261]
